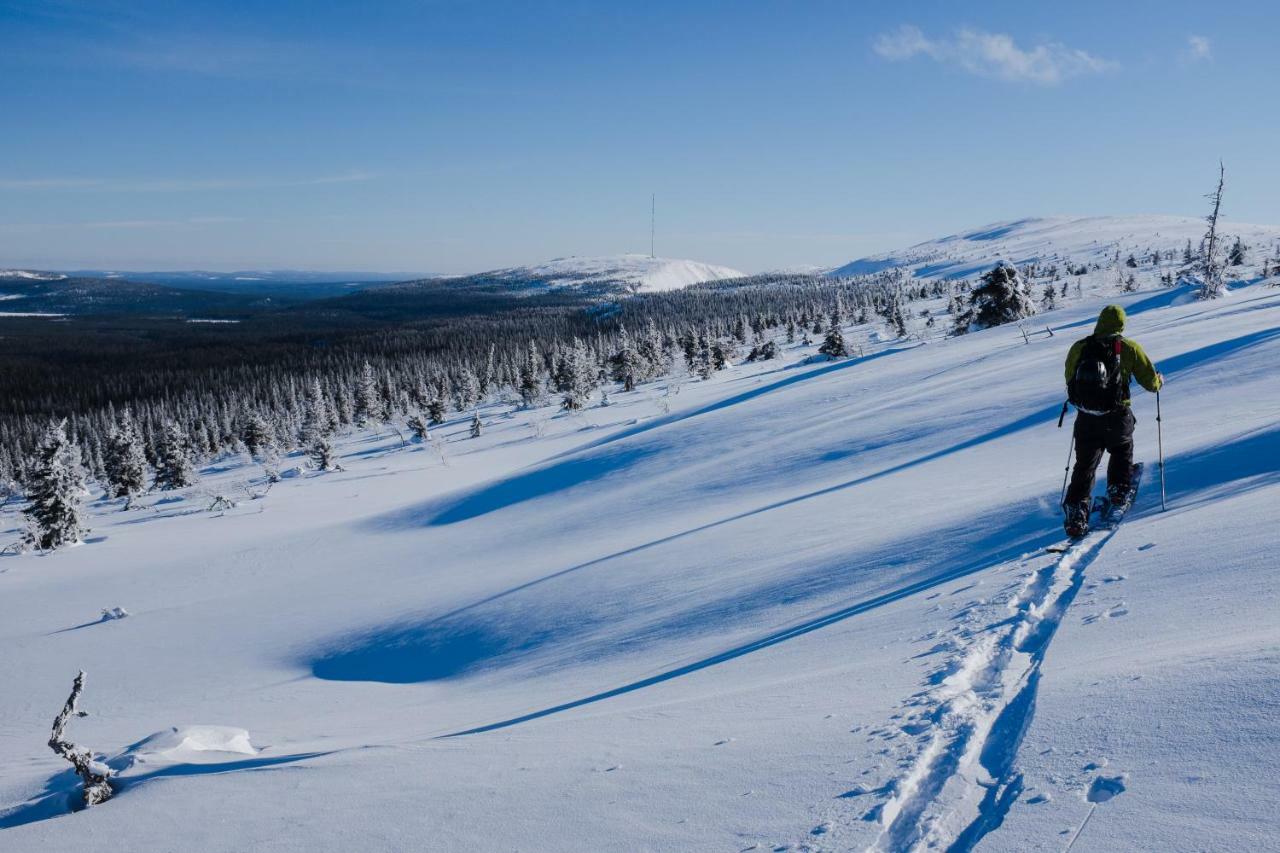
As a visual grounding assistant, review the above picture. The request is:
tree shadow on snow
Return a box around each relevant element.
[311,401,1068,694]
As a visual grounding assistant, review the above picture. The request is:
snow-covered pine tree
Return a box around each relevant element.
[23,420,88,550]
[238,409,273,459]
[560,338,598,410]
[406,411,430,441]
[480,343,496,398]
[519,340,543,408]
[103,408,148,507]
[1227,236,1246,266]
[154,419,197,490]
[470,411,482,438]
[354,361,385,427]
[427,385,448,425]
[695,330,714,380]
[952,262,1038,334]
[307,433,339,472]
[610,327,640,392]
[1041,283,1057,310]
[819,322,848,358]
[454,368,480,412]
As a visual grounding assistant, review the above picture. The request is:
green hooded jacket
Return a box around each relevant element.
[1064,305,1162,404]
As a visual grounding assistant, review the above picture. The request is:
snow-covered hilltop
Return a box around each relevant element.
[831,215,1280,280]
[474,253,745,293]
[0,269,66,281]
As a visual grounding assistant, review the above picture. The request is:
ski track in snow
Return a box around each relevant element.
[855,525,1123,852]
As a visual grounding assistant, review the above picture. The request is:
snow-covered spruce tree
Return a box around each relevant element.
[427,386,447,425]
[354,361,385,427]
[23,420,88,550]
[406,411,430,441]
[560,337,597,410]
[519,340,543,408]
[952,262,1038,334]
[154,419,197,490]
[238,409,273,459]
[453,368,480,412]
[1227,236,1246,267]
[307,433,339,472]
[103,409,148,508]
[610,327,640,392]
[819,322,848,358]
[480,343,496,399]
[470,411,482,439]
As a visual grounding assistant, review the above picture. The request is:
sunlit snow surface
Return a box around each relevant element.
[1,278,1278,851]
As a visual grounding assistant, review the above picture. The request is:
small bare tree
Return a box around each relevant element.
[1198,161,1226,299]
[48,671,114,808]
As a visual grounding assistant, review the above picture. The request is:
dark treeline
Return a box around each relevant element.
[0,269,964,501]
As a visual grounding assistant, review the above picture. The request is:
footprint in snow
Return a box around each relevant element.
[1138,543,1156,551]
[1025,792,1052,804]
[1107,604,1129,618]
[714,738,735,746]
[810,823,831,836]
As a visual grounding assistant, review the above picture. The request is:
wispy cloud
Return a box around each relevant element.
[873,24,1117,85]
[1185,35,1212,62]
[0,172,376,193]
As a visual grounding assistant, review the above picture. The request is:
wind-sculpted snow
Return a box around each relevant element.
[2,280,1280,851]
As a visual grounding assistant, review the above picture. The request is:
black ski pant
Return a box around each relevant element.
[1065,408,1135,510]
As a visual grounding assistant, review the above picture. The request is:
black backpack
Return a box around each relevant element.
[1069,335,1126,415]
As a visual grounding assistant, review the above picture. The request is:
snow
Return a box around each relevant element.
[1,274,1279,850]
[484,253,745,293]
[0,270,65,281]
[0,312,67,318]
[830,215,1280,280]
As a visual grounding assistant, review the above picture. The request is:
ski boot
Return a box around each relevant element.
[1107,474,1138,515]
[1063,503,1090,539]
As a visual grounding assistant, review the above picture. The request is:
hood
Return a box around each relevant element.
[1094,304,1126,337]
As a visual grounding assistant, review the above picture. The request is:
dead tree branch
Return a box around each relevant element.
[48,670,114,808]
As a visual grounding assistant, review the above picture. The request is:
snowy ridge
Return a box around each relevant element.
[480,253,745,293]
[831,215,1280,280]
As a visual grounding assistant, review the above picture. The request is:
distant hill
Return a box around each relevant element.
[829,215,1280,281]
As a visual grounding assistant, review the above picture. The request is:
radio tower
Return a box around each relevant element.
[650,194,655,259]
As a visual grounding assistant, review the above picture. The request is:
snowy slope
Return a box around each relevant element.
[2,281,1279,851]
[831,215,1280,281]
[478,253,745,293]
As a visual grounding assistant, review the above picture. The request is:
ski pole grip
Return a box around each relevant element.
[1057,400,1068,429]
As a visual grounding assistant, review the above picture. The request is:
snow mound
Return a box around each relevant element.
[0,269,66,281]
[113,726,258,773]
[830,215,1280,280]
[486,254,745,293]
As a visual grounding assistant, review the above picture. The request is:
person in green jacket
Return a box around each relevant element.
[1062,304,1163,537]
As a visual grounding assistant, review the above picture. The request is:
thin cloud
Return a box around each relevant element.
[874,24,1117,85]
[0,172,376,192]
[1186,35,1212,62]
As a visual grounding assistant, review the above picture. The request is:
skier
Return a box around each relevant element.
[1062,305,1163,537]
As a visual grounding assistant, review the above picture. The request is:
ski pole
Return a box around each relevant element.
[1156,389,1167,512]
[1060,432,1075,510]
[1057,400,1069,429]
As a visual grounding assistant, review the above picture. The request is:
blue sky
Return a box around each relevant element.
[1,0,1276,273]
